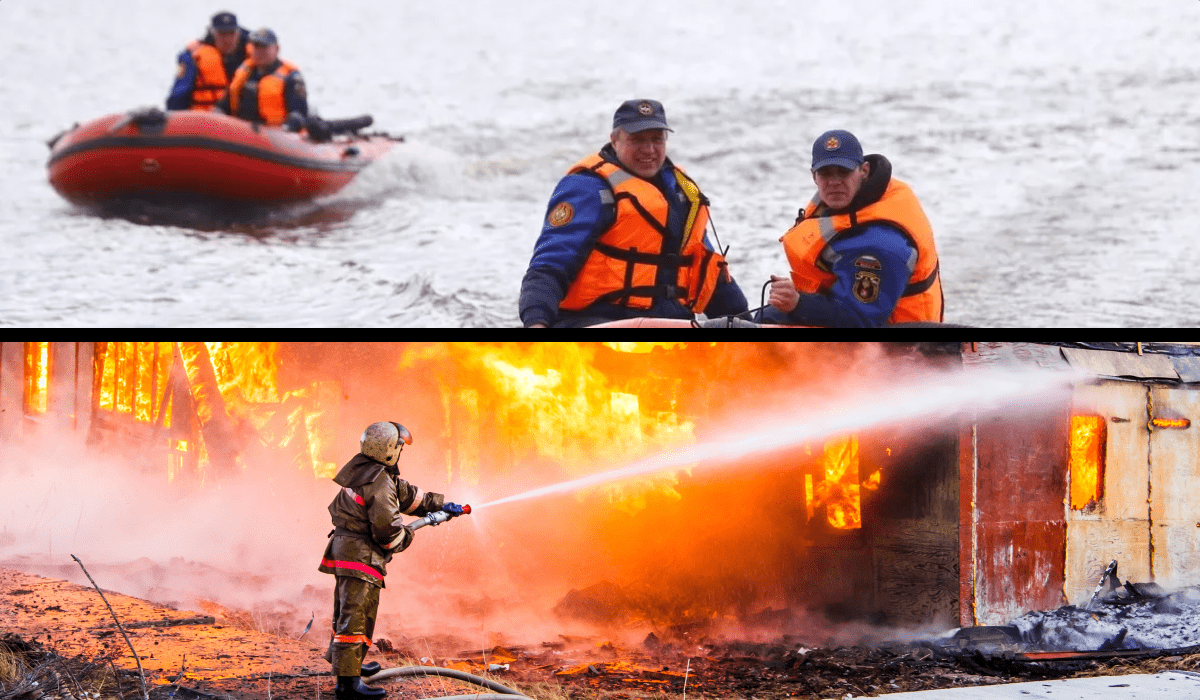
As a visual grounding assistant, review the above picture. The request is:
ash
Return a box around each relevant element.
[1010,585,1200,652]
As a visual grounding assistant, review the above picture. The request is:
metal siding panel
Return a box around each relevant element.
[973,403,1069,624]
[1171,356,1200,384]
[1069,381,1149,520]
[1065,519,1152,605]
[1064,381,1153,604]
[1061,347,1179,380]
[976,521,1066,625]
[959,421,977,628]
[976,408,1070,523]
[1149,387,1200,588]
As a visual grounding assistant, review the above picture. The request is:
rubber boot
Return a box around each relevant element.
[336,676,387,700]
[360,662,382,677]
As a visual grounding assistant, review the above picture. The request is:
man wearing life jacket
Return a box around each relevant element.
[520,99,748,327]
[165,11,249,111]
[318,422,466,700]
[213,27,308,126]
[764,130,944,327]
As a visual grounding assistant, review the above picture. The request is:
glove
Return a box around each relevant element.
[441,503,468,518]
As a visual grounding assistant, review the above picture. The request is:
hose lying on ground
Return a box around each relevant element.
[365,666,534,700]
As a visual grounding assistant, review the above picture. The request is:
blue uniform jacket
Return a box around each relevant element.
[758,223,917,328]
[165,31,248,111]
[519,147,748,328]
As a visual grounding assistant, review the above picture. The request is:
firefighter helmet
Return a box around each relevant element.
[360,421,412,466]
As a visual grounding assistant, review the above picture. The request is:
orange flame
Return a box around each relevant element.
[401,342,696,509]
[1069,415,1105,510]
[24,342,49,414]
[1151,418,1191,429]
[821,435,862,529]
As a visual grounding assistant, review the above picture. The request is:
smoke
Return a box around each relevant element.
[0,342,1080,655]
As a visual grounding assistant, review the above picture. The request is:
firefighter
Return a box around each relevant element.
[318,421,466,700]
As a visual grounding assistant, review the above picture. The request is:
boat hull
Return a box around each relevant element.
[47,109,396,204]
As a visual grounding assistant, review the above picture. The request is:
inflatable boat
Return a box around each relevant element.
[589,317,803,328]
[46,107,399,205]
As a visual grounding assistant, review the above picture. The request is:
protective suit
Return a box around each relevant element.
[317,422,445,699]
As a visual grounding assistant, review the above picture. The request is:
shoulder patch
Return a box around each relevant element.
[291,74,306,99]
[853,271,881,304]
[176,63,186,79]
[547,202,574,228]
[854,255,882,271]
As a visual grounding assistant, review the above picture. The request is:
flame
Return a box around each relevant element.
[401,342,696,509]
[90,342,338,480]
[96,342,174,421]
[24,342,49,414]
[1151,418,1191,429]
[1069,415,1105,510]
[205,342,280,407]
[820,435,862,529]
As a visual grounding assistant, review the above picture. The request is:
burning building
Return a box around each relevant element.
[2,341,1199,643]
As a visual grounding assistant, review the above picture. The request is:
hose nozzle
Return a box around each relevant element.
[407,503,471,531]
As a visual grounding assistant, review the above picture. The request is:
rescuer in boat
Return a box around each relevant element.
[519,99,748,328]
[212,27,309,128]
[318,422,467,700]
[763,130,944,327]
[165,11,250,111]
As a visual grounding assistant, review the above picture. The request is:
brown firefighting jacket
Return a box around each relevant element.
[318,453,444,588]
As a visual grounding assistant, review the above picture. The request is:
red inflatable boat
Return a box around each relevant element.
[46,108,399,205]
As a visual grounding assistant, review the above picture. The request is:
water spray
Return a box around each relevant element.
[474,366,1079,511]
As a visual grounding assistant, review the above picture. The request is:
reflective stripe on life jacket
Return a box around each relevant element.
[780,177,943,324]
[227,59,298,126]
[559,154,728,312]
[186,41,236,110]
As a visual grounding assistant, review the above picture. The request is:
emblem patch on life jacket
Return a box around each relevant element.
[853,271,881,304]
[854,255,882,271]
[547,202,574,228]
[825,136,841,150]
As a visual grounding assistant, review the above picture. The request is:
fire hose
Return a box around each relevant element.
[386,504,471,551]
[364,666,533,700]
[373,507,529,700]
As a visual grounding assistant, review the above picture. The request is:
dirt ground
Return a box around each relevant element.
[4,567,1200,700]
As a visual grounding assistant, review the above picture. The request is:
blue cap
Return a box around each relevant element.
[612,99,673,133]
[248,27,278,45]
[811,130,864,171]
[209,11,238,32]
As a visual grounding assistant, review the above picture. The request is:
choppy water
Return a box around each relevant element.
[2,0,1197,327]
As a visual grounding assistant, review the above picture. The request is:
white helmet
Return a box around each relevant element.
[360,421,412,466]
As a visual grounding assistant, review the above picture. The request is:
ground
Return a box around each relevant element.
[3,568,1200,700]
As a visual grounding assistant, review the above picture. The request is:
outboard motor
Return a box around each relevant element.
[107,106,168,135]
[305,114,374,143]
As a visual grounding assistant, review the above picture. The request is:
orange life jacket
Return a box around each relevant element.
[780,177,943,323]
[227,59,299,126]
[186,40,238,110]
[559,154,730,312]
